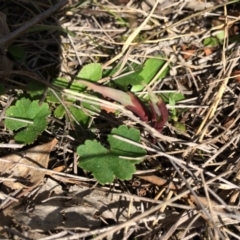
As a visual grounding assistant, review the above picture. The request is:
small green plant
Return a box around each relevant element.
[4,59,170,183]
[47,60,169,133]
[43,63,102,121]
[162,92,186,132]
[78,79,169,132]
[203,29,240,47]
[203,30,225,47]
[5,98,50,144]
[110,56,169,92]
[77,125,146,184]
[26,62,102,98]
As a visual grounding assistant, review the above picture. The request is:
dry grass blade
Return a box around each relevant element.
[196,48,240,140]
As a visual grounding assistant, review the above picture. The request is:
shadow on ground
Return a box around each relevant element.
[0,0,65,90]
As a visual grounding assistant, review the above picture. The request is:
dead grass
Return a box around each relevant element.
[0,0,240,239]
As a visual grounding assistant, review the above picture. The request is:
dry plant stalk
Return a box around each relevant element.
[0,138,58,189]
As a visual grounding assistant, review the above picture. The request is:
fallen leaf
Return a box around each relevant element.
[137,174,177,190]
[181,45,196,60]
[203,47,213,56]
[0,138,58,189]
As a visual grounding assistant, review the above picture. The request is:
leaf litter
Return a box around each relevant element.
[0,138,58,190]
[0,0,240,239]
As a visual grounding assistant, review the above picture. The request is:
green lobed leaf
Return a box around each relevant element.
[77,125,146,184]
[108,125,146,157]
[78,140,137,183]
[5,98,50,144]
[14,114,48,143]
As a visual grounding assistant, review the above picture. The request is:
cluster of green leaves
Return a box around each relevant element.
[162,92,186,132]
[2,57,183,184]
[203,30,225,47]
[5,98,50,144]
[203,25,240,47]
[78,125,146,184]
[106,56,170,92]
[3,62,104,145]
